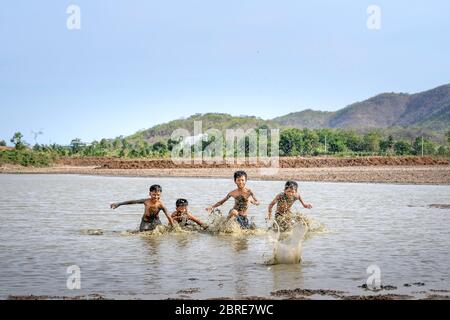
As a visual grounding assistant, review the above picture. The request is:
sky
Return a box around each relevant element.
[1,0,450,145]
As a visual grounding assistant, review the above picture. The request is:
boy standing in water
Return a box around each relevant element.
[206,171,260,229]
[110,185,174,232]
[266,181,313,230]
[171,199,205,228]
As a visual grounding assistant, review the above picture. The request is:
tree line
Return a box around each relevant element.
[1,128,449,166]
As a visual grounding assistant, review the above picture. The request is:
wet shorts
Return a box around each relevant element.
[140,216,162,232]
[236,215,255,230]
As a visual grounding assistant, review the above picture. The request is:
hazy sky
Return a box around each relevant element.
[1,0,449,145]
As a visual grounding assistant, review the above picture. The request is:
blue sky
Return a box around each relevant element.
[1,0,449,145]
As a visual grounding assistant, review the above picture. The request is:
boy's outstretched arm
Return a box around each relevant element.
[206,194,231,213]
[267,195,280,220]
[188,213,204,226]
[161,205,174,226]
[110,199,148,209]
[298,195,313,209]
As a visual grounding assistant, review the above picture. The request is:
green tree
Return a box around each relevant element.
[10,132,27,150]
[437,146,449,156]
[344,131,365,152]
[412,137,436,156]
[152,142,168,156]
[99,139,110,150]
[0,140,6,147]
[379,135,394,154]
[128,148,140,158]
[301,128,320,155]
[328,139,346,153]
[394,140,412,155]
[280,128,303,156]
[363,131,381,153]
[112,137,122,150]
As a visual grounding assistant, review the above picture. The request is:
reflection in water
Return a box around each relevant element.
[271,263,305,292]
[232,238,249,252]
[141,237,161,257]
[174,234,191,250]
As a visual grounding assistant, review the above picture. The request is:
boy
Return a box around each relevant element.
[171,199,205,228]
[110,185,174,232]
[206,170,260,229]
[267,181,313,231]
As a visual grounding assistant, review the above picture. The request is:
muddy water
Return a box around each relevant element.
[0,174,449,299]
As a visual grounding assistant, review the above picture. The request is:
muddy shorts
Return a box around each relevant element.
[236,215,255,230]
[274,213,293,232]
[140,217,162,232]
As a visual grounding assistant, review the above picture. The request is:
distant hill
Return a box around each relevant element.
[127,84,450,143]
[273,84,450,130]
[127,113,280,144]
[272,109,334,129]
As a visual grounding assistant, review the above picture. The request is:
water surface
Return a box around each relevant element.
[0,174,449,299]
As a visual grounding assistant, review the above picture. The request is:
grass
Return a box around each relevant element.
[0,150,56,167]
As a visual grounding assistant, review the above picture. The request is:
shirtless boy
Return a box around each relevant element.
[110,185,174,232]
[206,171,260,229]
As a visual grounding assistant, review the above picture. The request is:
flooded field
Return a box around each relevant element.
[0,174,449,300]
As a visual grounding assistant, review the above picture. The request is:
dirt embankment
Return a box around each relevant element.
[57,156,450,169]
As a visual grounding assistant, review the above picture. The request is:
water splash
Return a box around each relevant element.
[265,212,327,265]
[265,221,307,265]
[205,209,267,236]
[119,221,206,238]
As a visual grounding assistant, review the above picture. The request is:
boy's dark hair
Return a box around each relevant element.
[176,199,189,207]
[285,181,298,190]
[234,170,248,181]
[150,185,162,193]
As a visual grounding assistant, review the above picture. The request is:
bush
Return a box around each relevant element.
[0,150,54,167]
[394,141,412,155]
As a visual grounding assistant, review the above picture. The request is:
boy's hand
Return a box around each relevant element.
[205,206,214,213]
[110,203,119,209]
[266,212,272,221]
[251,200,260,206]
[304,203,313,209]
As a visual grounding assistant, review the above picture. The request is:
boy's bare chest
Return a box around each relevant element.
[230,190,251,200]
[144,202,161,213]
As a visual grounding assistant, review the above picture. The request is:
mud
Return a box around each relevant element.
[2,165,450,185]
[57,156,450,169]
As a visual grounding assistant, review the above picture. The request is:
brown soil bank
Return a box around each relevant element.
[2,166,450,184]
[57,156,450,169]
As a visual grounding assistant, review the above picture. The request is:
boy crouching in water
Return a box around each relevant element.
[206,171,260,229]
[171,199,205,228]
[267,181,313,231]
[110,185,174,232]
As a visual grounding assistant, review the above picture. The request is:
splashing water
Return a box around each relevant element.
[265,221,307,265]
[265,212,327,265]
[205,209,267,236]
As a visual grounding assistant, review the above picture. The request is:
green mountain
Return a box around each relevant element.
[274,84,450,130]
[127,113,280,144]
[128,84,450,143]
